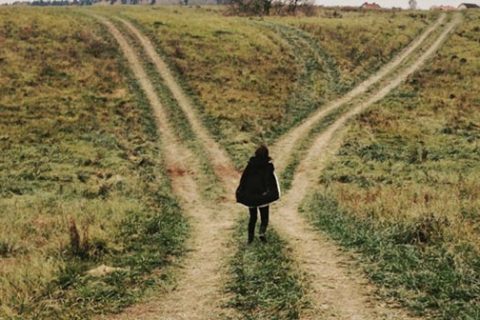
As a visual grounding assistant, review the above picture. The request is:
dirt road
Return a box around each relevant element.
[96,16,238,320]
[95,12,460,319]
[271,13,461,320]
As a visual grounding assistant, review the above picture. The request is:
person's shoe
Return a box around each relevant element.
[259,235,267,243]
[247,237,254,245]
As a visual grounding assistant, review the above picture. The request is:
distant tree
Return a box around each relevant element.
[230,0,275,15]
[288,0,299,12]
[32,0,70,5]
[408,0,417,10]
[229,0,313,15]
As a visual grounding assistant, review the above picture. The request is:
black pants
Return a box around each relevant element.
[248,206,269,241]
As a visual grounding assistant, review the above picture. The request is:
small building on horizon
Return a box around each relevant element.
[360,2,381,9]
[458,3,480,9]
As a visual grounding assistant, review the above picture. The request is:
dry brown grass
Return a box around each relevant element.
[0,8,187,318]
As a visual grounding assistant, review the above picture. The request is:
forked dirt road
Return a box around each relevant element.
[96,11,459,320]
[271,13,462,320]
[271,13,446,173]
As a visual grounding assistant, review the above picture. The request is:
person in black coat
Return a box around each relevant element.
[236,145,281,244]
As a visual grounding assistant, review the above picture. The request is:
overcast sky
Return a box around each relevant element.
[0,0,477,9]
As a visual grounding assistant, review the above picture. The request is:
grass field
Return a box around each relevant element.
[100,6,435,166]
[0,9,187,318]
[302,11,480,319]
[1,5,477,320]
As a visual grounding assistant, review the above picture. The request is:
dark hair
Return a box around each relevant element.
[255,144,270,161]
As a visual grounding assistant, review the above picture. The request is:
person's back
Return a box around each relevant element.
[236,145,280,243]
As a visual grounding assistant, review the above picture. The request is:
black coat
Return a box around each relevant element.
[236,156,281,208]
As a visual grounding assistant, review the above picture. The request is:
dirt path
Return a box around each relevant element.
[271,13,446,174]
[118,18,239,194]
[96,10,460,320]
[271,13,462,320]
[95,16,238,320]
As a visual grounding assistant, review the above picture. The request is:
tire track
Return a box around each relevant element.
[94,16,238,320]
[271,13,446,174]
[271,13,462,320]
[117,18,239,194]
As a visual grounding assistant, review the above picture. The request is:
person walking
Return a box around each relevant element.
[236,145,281,244]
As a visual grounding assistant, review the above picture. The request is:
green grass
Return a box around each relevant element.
[0,6,472,320]
[301,11,480,319]
[302,192,479,319]
[227,217,308,320]
[0,9,188,319]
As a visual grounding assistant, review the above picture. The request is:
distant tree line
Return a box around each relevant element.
[228,0,315,16]
[23,0,310,8]
[30,0,99,5]
[22,0,234,6]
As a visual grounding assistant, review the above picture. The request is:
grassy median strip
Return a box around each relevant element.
[279,103,351,192]
[227,217,309,320]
